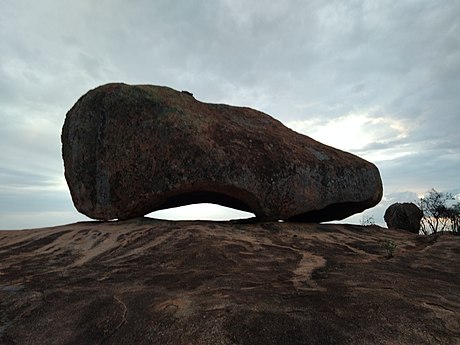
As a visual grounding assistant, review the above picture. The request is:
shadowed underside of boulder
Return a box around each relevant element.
[62,83,382,221]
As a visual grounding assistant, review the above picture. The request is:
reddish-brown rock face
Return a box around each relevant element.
[62,83,382,221]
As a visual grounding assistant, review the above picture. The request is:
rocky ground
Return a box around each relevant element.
[0,218,459,344]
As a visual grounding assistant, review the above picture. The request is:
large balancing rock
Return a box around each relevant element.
[62,83,382,222]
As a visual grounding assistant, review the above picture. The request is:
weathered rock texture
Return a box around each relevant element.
[62,83,382,221]
[1,219,459,344]
[384,202,423,233]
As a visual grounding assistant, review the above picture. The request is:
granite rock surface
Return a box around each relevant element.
[1,219,459,345]
[62,83,382,221]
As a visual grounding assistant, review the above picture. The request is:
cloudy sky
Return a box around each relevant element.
[1,0,459,229]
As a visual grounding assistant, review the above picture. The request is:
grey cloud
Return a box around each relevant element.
[1,0,458,228]
[0,189,71,213]
[378,150,460,193]
[0,167,56,189]
[357,139,407,152]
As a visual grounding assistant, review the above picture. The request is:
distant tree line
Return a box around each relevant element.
[418,188,460,235]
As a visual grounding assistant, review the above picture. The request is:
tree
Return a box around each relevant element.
[418,189,454,234]
[446,202,460,235]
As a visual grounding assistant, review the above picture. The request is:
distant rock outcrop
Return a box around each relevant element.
[384,202,423,233]
[62,83,383,222]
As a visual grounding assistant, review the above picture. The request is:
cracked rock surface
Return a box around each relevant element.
[62,83,382,221]
[1,218,459,345]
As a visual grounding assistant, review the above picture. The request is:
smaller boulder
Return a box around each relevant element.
[384,202,423,233]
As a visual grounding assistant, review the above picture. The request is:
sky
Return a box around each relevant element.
[1,0,459,229]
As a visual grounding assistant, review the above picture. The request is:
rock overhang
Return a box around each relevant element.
[61,83,383,222]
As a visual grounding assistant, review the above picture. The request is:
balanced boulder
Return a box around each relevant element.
[62,83,383,222]
[384,202,423,233]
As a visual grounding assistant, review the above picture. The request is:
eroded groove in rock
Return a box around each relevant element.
[62,83,383,221]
